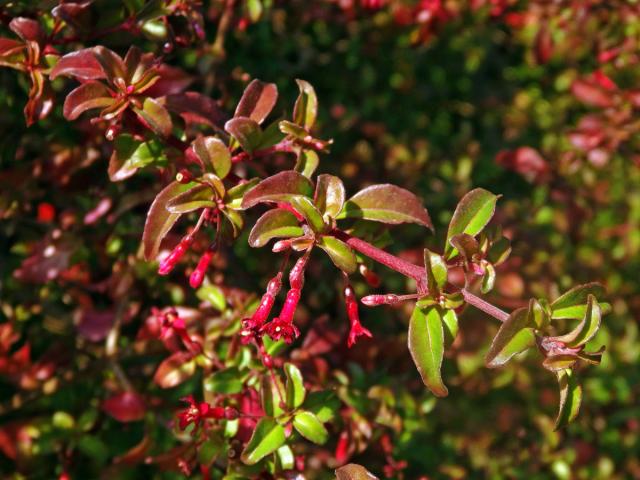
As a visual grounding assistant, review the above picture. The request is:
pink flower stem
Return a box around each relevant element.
[332,230,510,323]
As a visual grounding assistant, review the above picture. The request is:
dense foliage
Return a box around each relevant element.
[0,1,637,479]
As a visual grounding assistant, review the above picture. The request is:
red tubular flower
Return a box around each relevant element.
[159,309,201,353]
[242,273,283,333]
[344,283,372,348]
[289,253,310,290]
[189,249,215,289]
[261,317,300,344]
[177,395,226,430]
[158,235,194,275]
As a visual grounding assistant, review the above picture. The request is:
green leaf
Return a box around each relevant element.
[248,209,304,248]
[279,120,308,139]
[192,136,231,179]
[485,307,536,368]
[528,298,550,330]
[481,263,496,294]
[340,184,433,228]
[166,183,217,213]
[241,171,314,209]
[314,174,345,220]
[551,295,601,347]
[276,445,295,471]
[284,363,306,410]
[408,305,448,397]
[293,411,328,444]
[542,354,579,372]
[554,369,582,430]
[261,374,285,418]
[289,196,326,233]
[225,117,262,153]
[445,188,499,259]
[442,308,458,347]
[550,283,607,320]
[109,134,167,181]
[240,418,286,465]
[142,181,191,260]
[235,79,277,124]
[317,236,357,273]
[224,178,260,210]
[424,248,447,294]
[294,149,319,177]
[487,236,511,265]
[204,367,245,394]
[303,391,340,423]
[135,97,172,137]
[153,351,195,388]
[292,79,318,129]
[196,284,226,311]
[335,464,379,480]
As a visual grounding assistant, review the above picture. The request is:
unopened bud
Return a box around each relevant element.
[272,239,291,252]
[105,125,119,141]
[224,406,239,420]
[189,249,214,289]
[289,254,309,290]
[361,294,399,307]
[158,236,193,275]
[176,169,192,184]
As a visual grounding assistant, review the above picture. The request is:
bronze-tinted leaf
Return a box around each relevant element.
[293,79,318,129]
[135,97,172,137]
[485,307,535,368]
[340,184,433,228]
[162,92,226,129]
[62,81,113,120]
[241,171,314,209]
[192,136,231,179]
[248,209,304,247]
[93,46,127,83]
[554,369,582,430]
[335,464,379,480]
[50,48,105,80]
[445,188,498,259]
[317,236,357,273]
[551,294,601,347]
[142,181,192,260]
[314,174,345,219]
[166,184,217,213]
[153,351,195,389]
[224,117,262,153]
[9,17,43,43]
[235,79,278,124]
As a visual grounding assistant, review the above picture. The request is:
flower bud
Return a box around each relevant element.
[289,254,309,290]
[176,169,192,184]
[279,288,301,323]
[158,235,193,275]
[361,294,399,307]
[189,249,214,289]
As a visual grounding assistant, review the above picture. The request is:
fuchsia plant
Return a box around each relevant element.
[0,4,616,477]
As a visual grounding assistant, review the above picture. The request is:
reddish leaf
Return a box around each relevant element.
[225,117,262,153]
[143,64,193,97]
[102,391,146,423]
[63,81,113,120]
[248,209,303,247]
[142,181,192,260]
[241,171,314,209]
[50,48,105,80]
[76,309,115,342]
[0,38,24,57]
[235,79,278,124]
[162,92,226,128]
[571,79,614,108]
[9,18,43,43]
[341,184,433,228]
[153,351,196,389]
[13,241,74,284]
[93,46,126,83]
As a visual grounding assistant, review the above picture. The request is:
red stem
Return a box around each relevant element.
[332,231,509,322]
[461,289,509,322]
[332,231,427,293]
